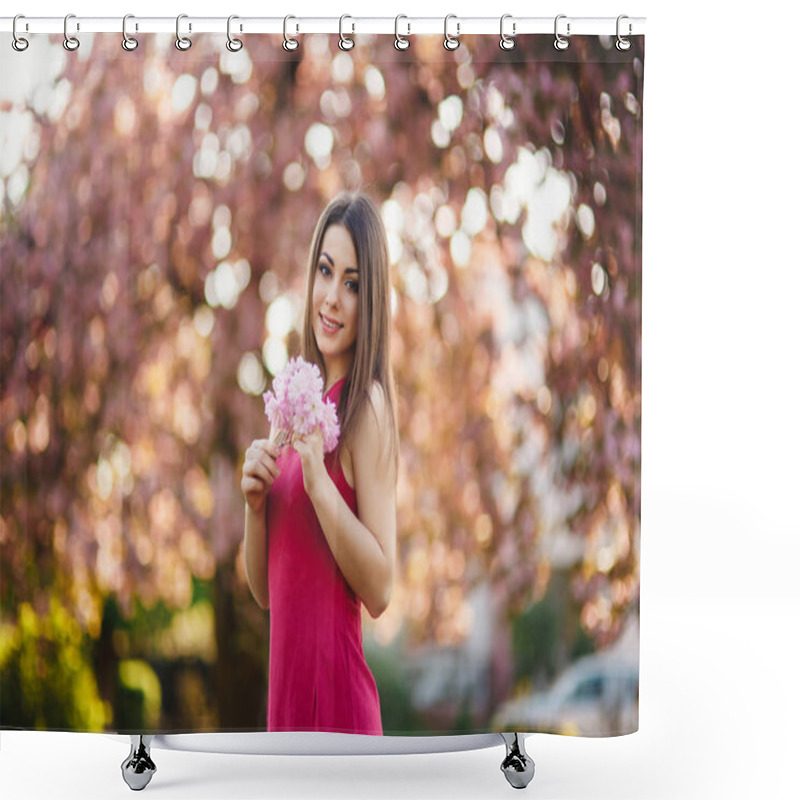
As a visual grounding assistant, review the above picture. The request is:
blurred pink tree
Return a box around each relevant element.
[1,32,642,728]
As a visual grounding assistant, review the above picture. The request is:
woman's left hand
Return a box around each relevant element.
[292,427,327,499]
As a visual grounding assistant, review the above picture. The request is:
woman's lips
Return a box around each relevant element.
[320,313,343,334]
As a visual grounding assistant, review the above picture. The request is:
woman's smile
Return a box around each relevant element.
[319,312,344,335]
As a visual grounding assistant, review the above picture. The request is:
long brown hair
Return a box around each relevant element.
[301,192,398,473]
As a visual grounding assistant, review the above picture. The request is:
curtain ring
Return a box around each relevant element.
[122,14,139,51]
[616,15,632,51]
[499,14,516,51]
[63,13,80,51]
[175,14,192,51]
[554,14,570,51]
[283,16,299,51]
[339,15,355,51]
[226,15,243,52]
[12,15,29,52]
[443,14,460,51]
[394,15,410,51]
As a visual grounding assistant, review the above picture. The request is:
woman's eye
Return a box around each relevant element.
[347,281,359,293]
[318,263,331,276]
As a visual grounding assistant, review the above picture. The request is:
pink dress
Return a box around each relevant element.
[265,378,383,734]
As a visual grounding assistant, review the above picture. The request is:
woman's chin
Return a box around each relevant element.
[316,329,349,354]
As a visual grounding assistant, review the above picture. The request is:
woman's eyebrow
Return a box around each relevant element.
[320,251,358,275]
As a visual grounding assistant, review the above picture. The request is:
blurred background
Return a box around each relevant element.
[1,30,641,736]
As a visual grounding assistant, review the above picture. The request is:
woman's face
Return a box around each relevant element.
[312,224,359,382]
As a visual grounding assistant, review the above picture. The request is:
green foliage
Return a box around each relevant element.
[451,697,477,733]
[364,640,423,734]
[512,599,560,682]
[104,585,217,663]
[116,659,162,731]
[570,624,596,661]
[0,600,107,731]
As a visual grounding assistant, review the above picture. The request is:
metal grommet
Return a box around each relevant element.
[554,14,570,51]
[122,14,139,51]
[394,14,410,51]
[63,13,80,51]
[443,14,460,51]
[226,15,243,52]
[499,14,516,51]
[175,14,192,51]
[616,15,632,51]
[339,15,354,51]
[282,15,299,51]
[12,15,29,52]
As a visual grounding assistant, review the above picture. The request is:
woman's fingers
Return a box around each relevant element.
[241,474,264,495]
[245,454,280,484]
[242,440,282,497]
[264,439,281,459]
[248,438,281,460]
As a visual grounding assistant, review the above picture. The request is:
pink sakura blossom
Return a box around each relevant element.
[262,357,340,454]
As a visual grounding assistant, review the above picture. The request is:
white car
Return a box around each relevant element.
[492,652,639,736]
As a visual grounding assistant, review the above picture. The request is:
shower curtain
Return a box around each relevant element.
[0,25,643,739]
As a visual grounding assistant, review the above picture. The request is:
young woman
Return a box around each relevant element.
[240,192,398,735]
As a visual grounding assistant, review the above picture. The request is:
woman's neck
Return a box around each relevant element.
[323,354,353,394]
[325,373,347,394]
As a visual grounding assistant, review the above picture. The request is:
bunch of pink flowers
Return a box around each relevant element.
[262,357,340,454]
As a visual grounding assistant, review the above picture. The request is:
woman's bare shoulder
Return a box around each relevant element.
[367,379,389,415]
[351,380,395,474]
[355,380,392,434]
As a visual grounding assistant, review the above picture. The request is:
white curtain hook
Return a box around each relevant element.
[283,16,299,51]
[339,14,355,51]
[175,14,192,51]
[499,14,516,51]
[616,15,632,51]
[12,14,30,52]
[554,14,570,51]
[444,14,460,51]
[226,15,243,52]
[122,14,139,51]
[394,15,410,51]
[63,13,80,51]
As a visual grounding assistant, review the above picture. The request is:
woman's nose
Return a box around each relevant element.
[325,281,340,307]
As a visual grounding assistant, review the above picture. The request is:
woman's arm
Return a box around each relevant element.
[295,383,397,618]
[243,502,269,610]
[241,436,282,610]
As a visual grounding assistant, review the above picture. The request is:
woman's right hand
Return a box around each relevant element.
[241,438,281,514]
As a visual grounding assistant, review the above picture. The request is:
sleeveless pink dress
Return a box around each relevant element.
[265,378,383,734]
